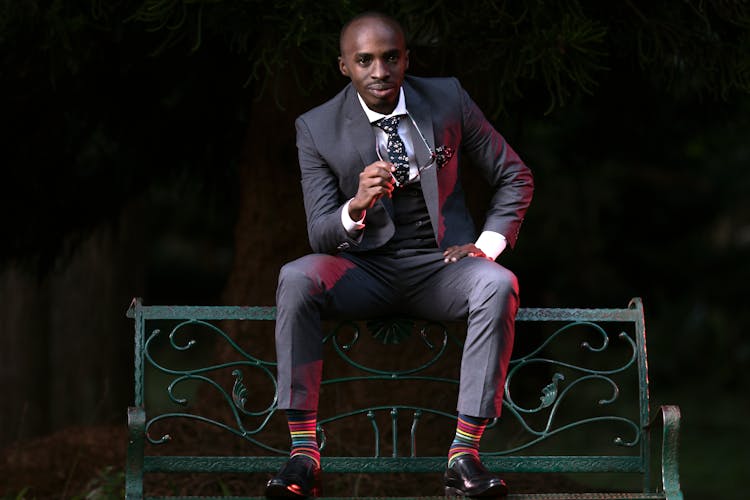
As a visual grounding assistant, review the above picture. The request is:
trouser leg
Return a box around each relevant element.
[404,253,519,418]
[458,260,518,418]
[274,253,395,410]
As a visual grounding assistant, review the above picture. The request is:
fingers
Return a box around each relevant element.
[443,244,488,263]
[360,166,395,198]
[364,161,396,183]
[443,247,462,263]
[367,162,396,187]
[351,162,396,212]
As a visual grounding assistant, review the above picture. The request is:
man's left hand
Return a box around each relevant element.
[443,244,491,263]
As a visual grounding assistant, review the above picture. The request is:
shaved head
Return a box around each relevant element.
[339,11,406,57]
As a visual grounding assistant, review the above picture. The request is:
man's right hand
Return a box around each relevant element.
[348,161,396,220]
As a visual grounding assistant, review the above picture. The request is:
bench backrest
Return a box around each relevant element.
[127,297,651,487]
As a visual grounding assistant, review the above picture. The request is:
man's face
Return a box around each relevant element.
[338,17,409,115]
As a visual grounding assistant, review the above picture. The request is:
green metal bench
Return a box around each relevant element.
[125,297,682,499]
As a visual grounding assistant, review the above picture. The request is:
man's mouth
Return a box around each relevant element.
[368,85,395,97]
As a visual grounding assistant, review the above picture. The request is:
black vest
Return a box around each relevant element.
[380,181,437,251]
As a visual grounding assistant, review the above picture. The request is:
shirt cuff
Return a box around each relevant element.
[341,199,366,234]
[475,231,507,261]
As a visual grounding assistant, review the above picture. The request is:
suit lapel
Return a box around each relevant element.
[344,87,378,171]
[403,81,440,239]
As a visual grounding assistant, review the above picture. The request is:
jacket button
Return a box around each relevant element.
[337,242,350,250]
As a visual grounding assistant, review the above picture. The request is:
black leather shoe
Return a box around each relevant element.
[265,455,321,498]
[444,454,508,498]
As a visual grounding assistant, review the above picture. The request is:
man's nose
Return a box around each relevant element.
[371,58,390,79]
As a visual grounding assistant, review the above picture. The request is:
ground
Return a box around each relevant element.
[0,425,126,499]
[1,424,596,499]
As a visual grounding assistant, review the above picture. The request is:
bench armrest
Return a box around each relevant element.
[647,404,683,500]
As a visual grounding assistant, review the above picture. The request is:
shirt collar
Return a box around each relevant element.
[356,87,407,123]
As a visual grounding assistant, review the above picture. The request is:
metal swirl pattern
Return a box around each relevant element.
[142,320,281,452]
[140,313,643,459]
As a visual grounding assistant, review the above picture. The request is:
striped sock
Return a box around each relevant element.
[448,413,490,466]
[286,409,320,467]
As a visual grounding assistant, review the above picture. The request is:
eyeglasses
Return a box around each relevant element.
[375,112,436,188]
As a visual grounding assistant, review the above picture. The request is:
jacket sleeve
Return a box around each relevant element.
[296,116,363,254]
[456,79,534,248]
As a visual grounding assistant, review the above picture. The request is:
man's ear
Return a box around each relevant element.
[338,56,349,77]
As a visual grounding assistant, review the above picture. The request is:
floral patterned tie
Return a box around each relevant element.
[375,116,410,186]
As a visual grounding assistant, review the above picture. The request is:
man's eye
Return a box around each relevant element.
[387,55,398,63]
[357,57,371,65]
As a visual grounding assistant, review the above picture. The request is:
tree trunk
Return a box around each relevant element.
[221,81,327,308]
[219,76,334,367]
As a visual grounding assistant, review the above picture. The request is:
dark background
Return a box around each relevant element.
[1,1,749,498]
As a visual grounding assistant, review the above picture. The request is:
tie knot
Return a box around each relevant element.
[375,115,400,133]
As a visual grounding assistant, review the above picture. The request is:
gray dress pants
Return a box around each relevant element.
[274,248,518,418]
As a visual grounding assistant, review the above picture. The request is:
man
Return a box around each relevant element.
[265,11,533,498]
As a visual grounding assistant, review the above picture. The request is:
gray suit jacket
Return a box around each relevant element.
[295,75,533,255]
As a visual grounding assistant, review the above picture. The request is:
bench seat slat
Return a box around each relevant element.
[128,304,641,322]
[127,304,277,320]
[145,495,667,500]
[144,455,644,474]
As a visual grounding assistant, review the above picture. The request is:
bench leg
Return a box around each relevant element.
[126,406,146,500]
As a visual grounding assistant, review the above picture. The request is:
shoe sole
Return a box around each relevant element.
[445,484,508,498]
[265,483,320,498]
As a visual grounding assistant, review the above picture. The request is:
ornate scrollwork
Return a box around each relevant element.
[539,373,565,409]
[322,319,453,377]
[318,406,452,457]
[143,320,281,451]
[231,369,248,410]
[142,313,644,460]
[366,317,415,344]
[491,322,641,455]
